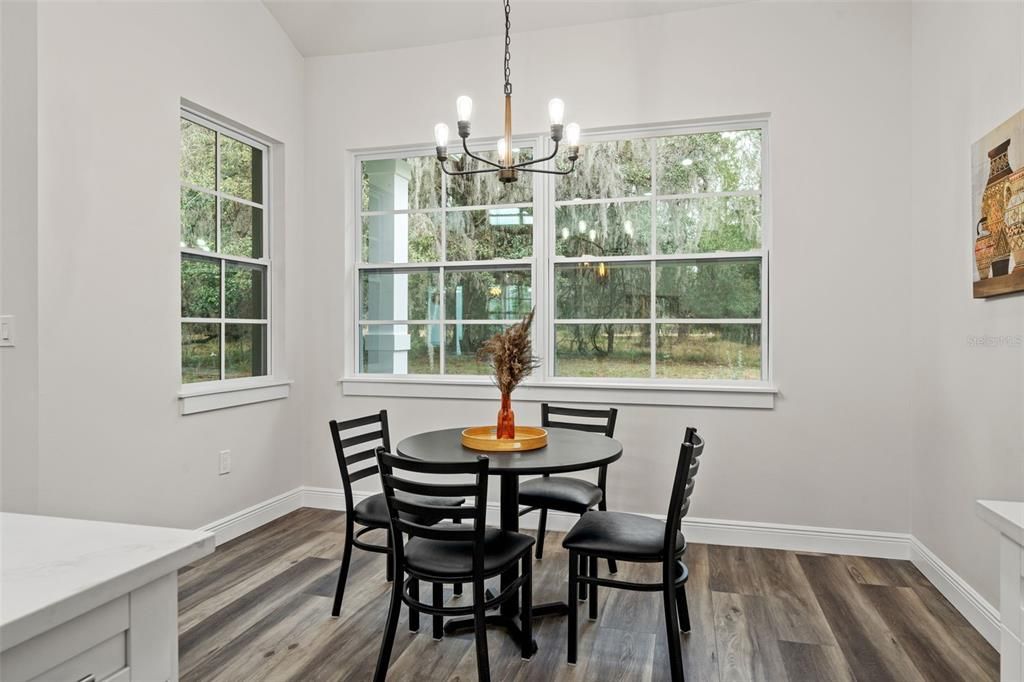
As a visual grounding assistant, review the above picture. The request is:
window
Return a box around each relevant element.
[358,147,535,376]
[180,111,270,384]
[352,120,768,388]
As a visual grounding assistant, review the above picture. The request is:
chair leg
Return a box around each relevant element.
[535,508,548,560]
[408,577,419,632]
[520,553,534,659]
[472,578,491,682]
[432,582,444,640]
[567,551,578,665]
[588,555,599,621]
[385,530,394,582]
[577,551,588,601]
[598,499,618,574]
[676,568,691,634]
[331,526,354,617]
[662,562,685,682]
[372,565,403,682]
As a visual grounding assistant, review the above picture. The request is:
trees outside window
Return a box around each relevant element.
[180,113,270,384]
[355,123,767,383]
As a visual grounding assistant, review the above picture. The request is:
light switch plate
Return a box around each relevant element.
[0,315,13,347]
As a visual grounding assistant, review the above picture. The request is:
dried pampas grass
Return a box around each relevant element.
[478,309,540,395]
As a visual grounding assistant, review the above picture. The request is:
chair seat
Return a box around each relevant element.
[562,511,684,561]
[405,527,535,578]
[352,492,465,528]
[518,476,603,514]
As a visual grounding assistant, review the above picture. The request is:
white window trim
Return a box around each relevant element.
[179,105,289,415]
[343,115,776,410]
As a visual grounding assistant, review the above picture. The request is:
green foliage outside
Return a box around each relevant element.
[362,129,765,380]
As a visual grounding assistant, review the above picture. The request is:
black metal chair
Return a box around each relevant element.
[562,427,705,682]
[373,448,535,682]
[328,411,465,617]
[518,404,619,577]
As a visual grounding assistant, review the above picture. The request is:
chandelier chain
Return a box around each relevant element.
[503,0,512,96]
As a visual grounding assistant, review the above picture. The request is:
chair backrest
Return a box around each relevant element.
[663,427,706,556]
[329,410,392,514]
[541,403,618,437]
[376,448,490,573]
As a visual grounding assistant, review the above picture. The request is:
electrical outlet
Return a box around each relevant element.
[219,450,231,475]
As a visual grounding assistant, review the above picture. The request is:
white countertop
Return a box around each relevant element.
[0,512,213,650]
[977,499,1024,546]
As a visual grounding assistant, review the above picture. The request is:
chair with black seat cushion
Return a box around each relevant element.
[328,411,465,617]
[562,427,705,682]
[518,404,618,576]
[373,448,535,682]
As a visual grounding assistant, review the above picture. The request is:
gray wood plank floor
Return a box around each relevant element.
[178,508,998,681]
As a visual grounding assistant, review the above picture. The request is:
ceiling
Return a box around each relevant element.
[263,0,739,57]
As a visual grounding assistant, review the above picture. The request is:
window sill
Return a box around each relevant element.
[178,378,292,415]
[339,376,776,409]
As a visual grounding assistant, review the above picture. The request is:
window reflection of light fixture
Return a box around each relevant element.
[561,227,570,240]
[623,220,633,237]
[597,262,607,278]
[578,220,587,233]
[681,158,694,167]
[431,0,580,184]
[588,229,596,241]
[488,286,502,297]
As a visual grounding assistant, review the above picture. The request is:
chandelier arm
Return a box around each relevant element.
[518,159,578,176]
[440,160,506,177]
[461,136,504,169]
[509,140,559,169]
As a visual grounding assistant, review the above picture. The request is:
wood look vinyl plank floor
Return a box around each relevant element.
[179,510,997,681]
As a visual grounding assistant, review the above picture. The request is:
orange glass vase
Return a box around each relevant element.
[496,392,515,439]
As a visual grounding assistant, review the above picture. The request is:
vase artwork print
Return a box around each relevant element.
[478,309,540,439]
[973,107,1024,298]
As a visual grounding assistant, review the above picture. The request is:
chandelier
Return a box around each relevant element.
[432,0,580,184]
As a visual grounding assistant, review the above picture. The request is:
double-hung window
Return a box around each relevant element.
[352,119,768,392]
[180,111,271,385]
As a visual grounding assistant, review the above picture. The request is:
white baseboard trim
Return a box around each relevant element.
[909,536,1001,650]
[197,485,1000,653]
[197,486,305,545]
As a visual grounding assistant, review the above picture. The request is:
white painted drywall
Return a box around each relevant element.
[29,0,307,529]
[1,0,40,513]
[302,1,916,531]
[909,0,1024,607]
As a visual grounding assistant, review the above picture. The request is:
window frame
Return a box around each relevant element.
[344,116,775,407]
[179,107,274,389]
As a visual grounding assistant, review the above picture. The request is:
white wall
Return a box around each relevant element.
[909,1,1024,607]
[303,2,916,530]
[24,0,307,529]
[1,0,40,513]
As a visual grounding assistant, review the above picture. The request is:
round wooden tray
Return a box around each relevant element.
[461,426,548,452]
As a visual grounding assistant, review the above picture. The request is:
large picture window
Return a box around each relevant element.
[353,120,768,386]
[180,111,271,384]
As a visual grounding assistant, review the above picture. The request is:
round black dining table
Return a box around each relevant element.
[396,426,622,649]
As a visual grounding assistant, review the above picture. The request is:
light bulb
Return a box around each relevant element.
[588,229,596,241]
[566,122,581,147]
[578,220,587,233]
[496,138,508,165]
[433,123,449,148]
[456,96,473,123]
[548,98,565,126]
[624,220,633,236]
[561,227,570,240]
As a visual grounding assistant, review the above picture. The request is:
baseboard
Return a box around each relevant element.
[197,486,305,545]
[909,536,1001,650]
[197,485,1000,653]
